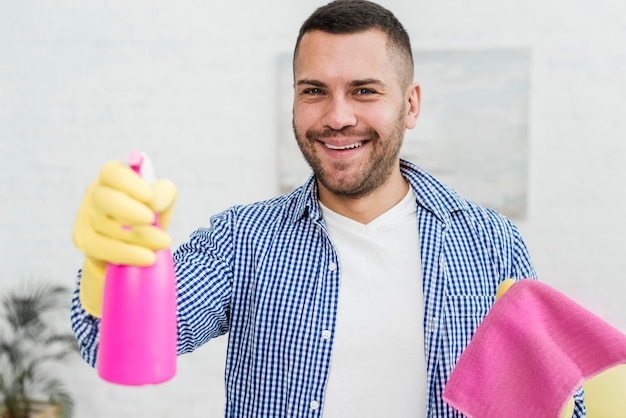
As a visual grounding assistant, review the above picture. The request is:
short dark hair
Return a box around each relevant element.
[294,0,414,86]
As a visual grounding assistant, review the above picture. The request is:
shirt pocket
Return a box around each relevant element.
[444,295,493,366]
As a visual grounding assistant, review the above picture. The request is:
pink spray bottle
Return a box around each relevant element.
[97,151,178,385]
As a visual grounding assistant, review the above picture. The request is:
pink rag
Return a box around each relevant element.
[442,279,626,418]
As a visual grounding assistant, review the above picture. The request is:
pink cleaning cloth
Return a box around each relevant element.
[442,279,626,418]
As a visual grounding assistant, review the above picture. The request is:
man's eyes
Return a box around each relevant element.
[300,87,378,96]
[303,88,325,95]
[355,88,376,95]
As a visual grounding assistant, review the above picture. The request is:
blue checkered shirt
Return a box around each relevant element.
[71,159,585,417]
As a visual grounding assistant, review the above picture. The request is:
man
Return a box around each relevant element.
[71,1,585,416]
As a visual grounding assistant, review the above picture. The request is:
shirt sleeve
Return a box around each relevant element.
[572,387,587,417]
[509,222,537,280]
[173,209,235,354]
[70,208,238,366]
[471,204,537,282]
[70,271,101,368]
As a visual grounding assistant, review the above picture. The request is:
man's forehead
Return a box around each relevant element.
[293,30,401,84]
[296,28,389,50]
[294,30,391,68]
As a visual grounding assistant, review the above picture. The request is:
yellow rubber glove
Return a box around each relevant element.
[495,278,516,301]
[72,160,177,317]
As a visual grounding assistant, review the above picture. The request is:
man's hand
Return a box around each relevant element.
[495,278,516,302]
[72,160,177,317]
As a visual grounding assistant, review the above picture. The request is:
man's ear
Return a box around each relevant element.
[405,83,421,129]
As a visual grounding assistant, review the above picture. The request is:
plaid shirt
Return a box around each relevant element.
[71,159,585,417]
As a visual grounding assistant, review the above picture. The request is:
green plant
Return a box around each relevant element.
[0,282,78,418]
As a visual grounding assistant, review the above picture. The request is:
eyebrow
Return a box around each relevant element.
[296,78,386,88]
[350,78,386,88]
[296,79,326,87]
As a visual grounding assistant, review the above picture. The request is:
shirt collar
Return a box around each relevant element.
[291,159,468,225]
[400,159,468,224]
[293,175,322,224]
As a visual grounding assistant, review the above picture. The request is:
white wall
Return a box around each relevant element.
[1,0,625,416]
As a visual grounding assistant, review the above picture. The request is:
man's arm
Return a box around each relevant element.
[70,158,176,364]
[70,272,100,367]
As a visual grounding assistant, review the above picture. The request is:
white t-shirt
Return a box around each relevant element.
[319,189,427,417]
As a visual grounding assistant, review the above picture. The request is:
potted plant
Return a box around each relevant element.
[0,282,78,418]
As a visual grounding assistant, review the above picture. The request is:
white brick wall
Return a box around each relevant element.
[2,0,625,416]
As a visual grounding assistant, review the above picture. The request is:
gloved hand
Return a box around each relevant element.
[72,160,177,317]
[495,278,516,301]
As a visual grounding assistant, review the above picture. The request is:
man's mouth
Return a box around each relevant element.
[323,141,364,150]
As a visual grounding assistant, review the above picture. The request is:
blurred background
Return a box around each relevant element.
[1,0,625,416]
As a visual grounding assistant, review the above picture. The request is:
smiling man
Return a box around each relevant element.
[70,1,585,417]
[293,27,419,223]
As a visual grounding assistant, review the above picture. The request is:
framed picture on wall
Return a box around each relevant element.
[276,48,530,219]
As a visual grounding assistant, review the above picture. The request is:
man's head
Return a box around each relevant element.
[291,1,420,209]
[294,0,414,89]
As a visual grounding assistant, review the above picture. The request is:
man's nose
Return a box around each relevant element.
[322,96,357,130]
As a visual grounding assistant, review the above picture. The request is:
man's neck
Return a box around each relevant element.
[318,171,410,225]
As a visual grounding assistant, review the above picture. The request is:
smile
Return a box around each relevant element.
[324,141,364,150]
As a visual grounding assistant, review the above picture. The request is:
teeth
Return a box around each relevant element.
[325,141,363,150]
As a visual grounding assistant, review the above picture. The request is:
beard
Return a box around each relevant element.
[293,109,406,198]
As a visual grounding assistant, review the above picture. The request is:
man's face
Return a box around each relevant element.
[292,29,419,198]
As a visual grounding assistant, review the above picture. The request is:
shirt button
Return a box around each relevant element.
[310,400,320,411]
[328,262,337,271]
[321,330,331,340]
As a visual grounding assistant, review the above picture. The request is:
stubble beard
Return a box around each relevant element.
[293,110,406,198]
